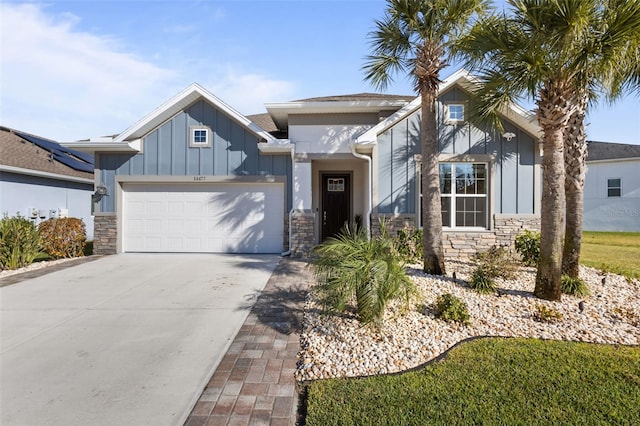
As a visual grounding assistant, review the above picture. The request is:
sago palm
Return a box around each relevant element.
[311,224,415,325]
[362,0,489,276]
[456,0,598,300]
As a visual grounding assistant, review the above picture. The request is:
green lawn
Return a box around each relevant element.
[304,338,640,425]
[581,231,640,280]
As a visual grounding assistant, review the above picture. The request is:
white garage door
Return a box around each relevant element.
[123,183,284,253]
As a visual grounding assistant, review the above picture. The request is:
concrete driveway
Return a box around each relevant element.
[0,253,280,426]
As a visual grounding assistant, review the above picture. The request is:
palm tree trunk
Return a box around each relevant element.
[421,90,446,275]
[534,82,574,301]
[562,94,588,278]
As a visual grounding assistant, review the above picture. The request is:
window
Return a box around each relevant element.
[419,162,488,229]
[445,104,464,123]
[328,178,345,192]
[189,126,211,147]
[607,178,621,197]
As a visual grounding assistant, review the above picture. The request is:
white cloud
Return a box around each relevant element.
[0,3,296,141]
[203,67,297,115]
[0,3,177,140]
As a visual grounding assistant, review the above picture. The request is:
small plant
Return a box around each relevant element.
[469,267,497,294]
[514,230,540,267]
[0,214,42,270]
[311,223,416,325]
[434,293,470,325]
[38,218,87,259]
[611,307,639,327]
[474,246,519,279]
[561,275,591,297]
[533,304,563,323]
[393,228,423,263]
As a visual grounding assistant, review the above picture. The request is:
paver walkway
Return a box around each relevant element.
[184,258,312,426]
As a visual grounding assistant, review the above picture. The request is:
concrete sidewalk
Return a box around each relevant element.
[1,253,280,426]
[184,259,312,426]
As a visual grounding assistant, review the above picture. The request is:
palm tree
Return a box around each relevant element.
[456,0,602,300]
[362,0,488,275]
[562,0,640,278]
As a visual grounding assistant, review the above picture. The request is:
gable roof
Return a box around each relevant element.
[0,126,94,182]
[62,83,277,153]
[356,69,542,145]
[587,141,640,161]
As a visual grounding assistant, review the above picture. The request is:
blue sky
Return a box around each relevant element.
[1,0,638,144]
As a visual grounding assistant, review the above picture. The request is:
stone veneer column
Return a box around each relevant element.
[93,214,117,255]
[290,211,315,258]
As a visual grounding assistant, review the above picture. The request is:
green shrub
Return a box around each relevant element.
[469,267,497,294]
[83,240,94,256]
[514,230,541,266]
[434,293,470,325]
[393,228,423,263]
[311,224,416,325]
[0,214,42,270]
[38,218,86,259]
[561,275,591,297]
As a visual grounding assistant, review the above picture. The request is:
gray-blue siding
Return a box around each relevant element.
[377,88,537,215]
[97,100,292,213]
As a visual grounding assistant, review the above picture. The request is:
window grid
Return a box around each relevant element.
[607,178,621,197]
[420,162,488,229]
[446,104,464,122]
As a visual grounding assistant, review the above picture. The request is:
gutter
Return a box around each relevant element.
[281,143,295,256]
[351,143,372,238]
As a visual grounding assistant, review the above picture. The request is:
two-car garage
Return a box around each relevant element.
[121,182,284,254]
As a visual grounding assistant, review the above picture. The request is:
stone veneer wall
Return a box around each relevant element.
[371,213,541,259]
[290,211,316,258]
[93,214,118,255]
[283,214,289,252]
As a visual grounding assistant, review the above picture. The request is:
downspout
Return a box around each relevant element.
[351,143,372,238]
[281,144,295,256]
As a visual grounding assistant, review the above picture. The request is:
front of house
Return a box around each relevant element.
[65,69,542,257]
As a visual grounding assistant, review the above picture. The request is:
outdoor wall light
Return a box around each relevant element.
[93,184,109,202]
[502,132,516,141]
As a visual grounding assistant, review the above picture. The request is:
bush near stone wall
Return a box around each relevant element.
[38,218,86,259]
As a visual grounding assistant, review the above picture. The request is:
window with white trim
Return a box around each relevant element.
[607,178,621,197]
[189,126,211,147]
[445,104,465,123]
[419,162,488,229]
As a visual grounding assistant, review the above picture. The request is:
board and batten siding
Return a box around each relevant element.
[96,99,292,213]
[377,87,538,216]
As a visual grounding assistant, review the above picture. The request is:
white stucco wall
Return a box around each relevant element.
[583,158,640,232]
[290,124,373,155]
[0,173,94,239]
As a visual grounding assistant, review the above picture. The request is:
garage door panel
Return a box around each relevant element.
[123,183,284,254]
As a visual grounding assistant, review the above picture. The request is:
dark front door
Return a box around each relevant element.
[321,174,351,241]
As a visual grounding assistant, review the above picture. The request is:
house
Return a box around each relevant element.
[63,69,543,257]
[584,141,640,232]
[0,126,95,239]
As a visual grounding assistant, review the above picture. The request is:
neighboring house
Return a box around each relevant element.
[0,126,95,239]
[64,69,543,257]
[584,141,640,232]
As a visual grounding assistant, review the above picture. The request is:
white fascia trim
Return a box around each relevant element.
[0,165,94,184]
[587,157,640,164]
[356,68,543,144]
[60,139,142,154]
[114,83,276,143]
[257,139,294,154]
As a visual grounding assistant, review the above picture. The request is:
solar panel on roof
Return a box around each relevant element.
[15,131,94,173]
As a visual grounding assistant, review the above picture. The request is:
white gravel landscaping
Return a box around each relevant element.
[295,261,639,381]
